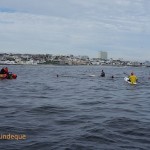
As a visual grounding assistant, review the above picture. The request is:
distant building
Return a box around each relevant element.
[98,51,108,60]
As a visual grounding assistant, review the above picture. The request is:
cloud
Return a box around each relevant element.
[0,7,16,13]
[0,0,150,60]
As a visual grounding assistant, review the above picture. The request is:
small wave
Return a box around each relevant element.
[104,117,140,129]
[78,101,106,106]
[78,134,115,144]
[27,105,73,115]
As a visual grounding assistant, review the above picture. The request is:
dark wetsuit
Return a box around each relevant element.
[0,68,5,74]
[101,71,105,77]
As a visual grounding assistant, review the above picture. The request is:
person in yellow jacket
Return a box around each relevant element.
[128,72,138,84]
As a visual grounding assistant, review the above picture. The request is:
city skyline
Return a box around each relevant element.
[0,0,150,61]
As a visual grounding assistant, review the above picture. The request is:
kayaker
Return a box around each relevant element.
[101,70,105,77]
[128,72,138,84]
[5,67,13,79]
[0,67,5,74]
[4,67,8,74]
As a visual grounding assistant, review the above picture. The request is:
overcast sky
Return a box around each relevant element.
[0,0,150,60]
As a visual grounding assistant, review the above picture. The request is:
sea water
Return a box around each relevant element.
[0,65,150,150]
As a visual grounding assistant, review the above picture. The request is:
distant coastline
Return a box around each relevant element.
[0,53,148,67]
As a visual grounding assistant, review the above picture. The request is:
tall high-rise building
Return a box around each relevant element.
[98,51,108,60]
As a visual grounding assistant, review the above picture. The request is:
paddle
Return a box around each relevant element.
[123,72,129,76]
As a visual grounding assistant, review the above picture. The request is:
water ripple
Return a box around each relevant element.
[0,65,150,150]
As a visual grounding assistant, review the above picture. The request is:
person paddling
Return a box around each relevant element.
[0,67,5,74]
[4,67,8,74]
[101,70,105,77]
[128,72,138,84]
[0,67,12,79]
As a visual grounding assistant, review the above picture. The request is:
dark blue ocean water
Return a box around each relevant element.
[0,65,150,150]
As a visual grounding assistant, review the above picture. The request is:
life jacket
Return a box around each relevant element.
[129,75,137,84]
[4,68,8,74]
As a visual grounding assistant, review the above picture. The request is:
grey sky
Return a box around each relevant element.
[0,0,150,60]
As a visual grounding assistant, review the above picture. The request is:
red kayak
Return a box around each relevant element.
[0,74,7,79]
[0,73,17,79]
